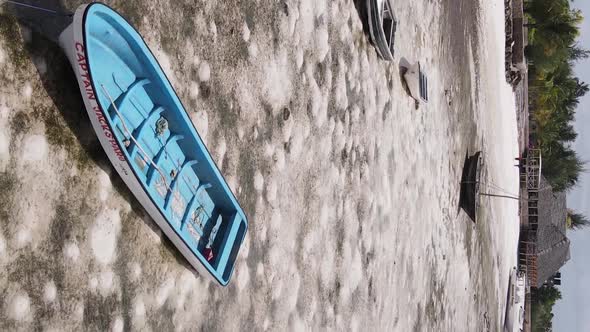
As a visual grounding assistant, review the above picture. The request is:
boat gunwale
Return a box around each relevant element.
[80,2,248,285]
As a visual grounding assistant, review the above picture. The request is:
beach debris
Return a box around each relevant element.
[282,107,290,121]
[444,89,452,106]
[155,117,169,136]
[483,311,490,331]
[204,247,214,262]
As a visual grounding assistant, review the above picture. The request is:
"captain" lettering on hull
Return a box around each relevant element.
[75,41,125,161]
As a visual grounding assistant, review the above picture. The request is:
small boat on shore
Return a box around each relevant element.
[367,0,397,61]
[504,267,526,332]
[403,61,429,104]
[17,2,249,286]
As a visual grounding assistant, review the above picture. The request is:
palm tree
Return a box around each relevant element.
[567,210,590,230]
[568,44,590,60]
[541,145,585,192]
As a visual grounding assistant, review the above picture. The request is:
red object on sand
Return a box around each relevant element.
[204,248,214,262]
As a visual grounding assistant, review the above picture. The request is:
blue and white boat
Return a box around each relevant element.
[57,3,248,286]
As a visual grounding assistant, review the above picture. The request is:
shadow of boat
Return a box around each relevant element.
[4,1,111,173]
[459,151,482,223]
[3,0,197,274]
[352,0,372,39]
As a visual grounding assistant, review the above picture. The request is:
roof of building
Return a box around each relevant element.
[534,176,570,287]
[536,237,570,287]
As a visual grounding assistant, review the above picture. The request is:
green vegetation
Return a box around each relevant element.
[566,209,590,230]
[526,0,588,192]
[531,284,562,332]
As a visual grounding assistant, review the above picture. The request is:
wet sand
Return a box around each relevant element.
[0,0,519,330]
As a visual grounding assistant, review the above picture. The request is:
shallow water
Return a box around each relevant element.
[0,0,519,330]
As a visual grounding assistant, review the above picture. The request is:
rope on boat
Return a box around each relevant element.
[3,1,72,16]
[461,152,522,201]
[462,180,522,201]
[100,84,172,193]
[479,192,520,201]
[484,181,520,198]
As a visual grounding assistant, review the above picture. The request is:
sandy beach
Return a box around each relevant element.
[0,0,520,330]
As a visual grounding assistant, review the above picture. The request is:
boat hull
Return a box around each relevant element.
[403,62,429,103]
[58,3,246,286]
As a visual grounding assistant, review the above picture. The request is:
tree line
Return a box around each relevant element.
[525,0,587,193]
[526,0,589,227]
[531,284,561,332]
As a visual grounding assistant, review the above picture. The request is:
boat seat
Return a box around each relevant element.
[146,134,185,187]
[109,77,151,127]
[164,159,199,210]
[214,213,241,271]
[181,182,212,230]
